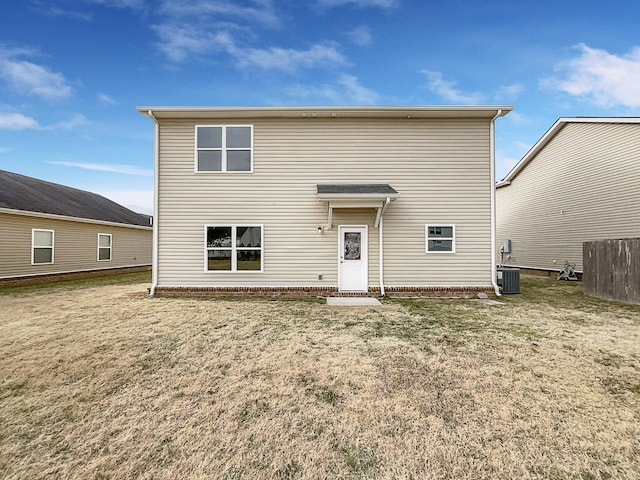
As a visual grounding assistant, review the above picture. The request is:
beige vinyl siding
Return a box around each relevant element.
[0,212,152,279]
[156,117,493,288]
[496,122,640,272]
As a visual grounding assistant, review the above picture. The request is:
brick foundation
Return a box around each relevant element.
[151,285,496,299]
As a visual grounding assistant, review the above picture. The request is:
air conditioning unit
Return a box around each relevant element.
[497,267,520,294]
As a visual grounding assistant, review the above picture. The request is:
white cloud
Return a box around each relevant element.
[153,0,348,71]
[0,48,73,100]
[317,0,397,8]
[542,44,640,108]
[159,0,280,28]
[154,20,347,72]
[153,24,236,63]
[45,114,90,130]
[98,93,117,105]
[347,26,372,46]
[0,112,39,130]
[498,83,524,99]
[35,6,93,21]
[287,74,379,104]
[48,161,153,177]
[421,70,484,104]
[239,43,347,71]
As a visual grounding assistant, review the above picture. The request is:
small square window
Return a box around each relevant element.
[426,224,455,253]
[196,125,253,172]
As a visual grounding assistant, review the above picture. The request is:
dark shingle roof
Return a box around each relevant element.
[0,169,151,227]
[317,184,398,195]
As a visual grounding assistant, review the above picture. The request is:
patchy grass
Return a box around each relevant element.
[0,270,151,295]
[0,275,638,479]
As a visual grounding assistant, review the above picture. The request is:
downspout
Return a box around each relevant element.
[490,109,502,297]
[147,110,160,297]
[379,197,390,297]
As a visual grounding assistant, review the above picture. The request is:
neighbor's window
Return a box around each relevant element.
[426,225,455,253]
[196,125,253,172]
[205,225,262,272]
[98,233,112,261]
[32,229,54,264]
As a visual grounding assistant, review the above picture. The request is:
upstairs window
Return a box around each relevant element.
[426,225,455,253]
[98,233,112,261]
[32,229,54,264]
[205,225,263,272]
[196,125,253,172]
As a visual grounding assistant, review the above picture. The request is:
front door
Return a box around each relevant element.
[338,225,368,292]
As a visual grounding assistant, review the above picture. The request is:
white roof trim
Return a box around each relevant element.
[497,117,640,187]
[138,105,513,120]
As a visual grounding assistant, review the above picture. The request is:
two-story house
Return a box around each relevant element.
[137,106,511,297]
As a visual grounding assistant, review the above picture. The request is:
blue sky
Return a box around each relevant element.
[1,0,640,214]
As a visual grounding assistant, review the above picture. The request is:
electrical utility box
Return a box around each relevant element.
[497,267,520,294]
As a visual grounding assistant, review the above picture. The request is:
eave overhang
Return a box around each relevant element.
[137,105,513,120]
[316,184,399,229]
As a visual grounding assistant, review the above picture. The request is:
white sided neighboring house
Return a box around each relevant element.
[496,117,640,274]
[137,105,512,297]
[0,170,152,285]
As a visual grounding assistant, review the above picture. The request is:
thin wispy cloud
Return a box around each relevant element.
[33,5,93,21]
[153,0,348,71]
[239,43,347,71]
[316,0,397,8]
[49,161,153,177]
[98,93,118,105]
[155,20,347,71]
[287,74,379,104]
[422,70,484,104]
[347,26,372,46]
[159,0,280,28]
[45,114,90,131]
[0,112,39,130]
[541,43,640,108]
[0,47,73,100]
[31,0,145,20]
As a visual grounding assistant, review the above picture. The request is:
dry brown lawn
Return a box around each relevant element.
[0,275,639,479]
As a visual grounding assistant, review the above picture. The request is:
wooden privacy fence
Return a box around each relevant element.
[583,238,640,304]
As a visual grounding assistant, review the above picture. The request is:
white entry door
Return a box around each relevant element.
[338,225,368,292]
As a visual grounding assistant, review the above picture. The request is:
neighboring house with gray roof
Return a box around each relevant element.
[496,117,640,274]
[0,169,152,284]
[138,105,511,297]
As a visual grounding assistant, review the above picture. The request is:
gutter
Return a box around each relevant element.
[147,110,160,297]
[379,197,390,297]
[490,109,503,297]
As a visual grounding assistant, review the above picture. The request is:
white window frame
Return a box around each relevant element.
[97,233,112,262]
[32,229,54,265]
[204,224,263,273]
[426,224,456,254]
[195,125,254,173]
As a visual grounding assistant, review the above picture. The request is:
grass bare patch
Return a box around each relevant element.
[0,275,638,479]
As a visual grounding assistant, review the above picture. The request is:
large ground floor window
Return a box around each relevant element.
[205,225,263,272]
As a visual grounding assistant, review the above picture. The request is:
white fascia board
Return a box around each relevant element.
[0,207,152,230]
[317,193,399,201]
[138,105,513,120]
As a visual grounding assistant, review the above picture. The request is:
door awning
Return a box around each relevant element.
[317,184,399,228]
